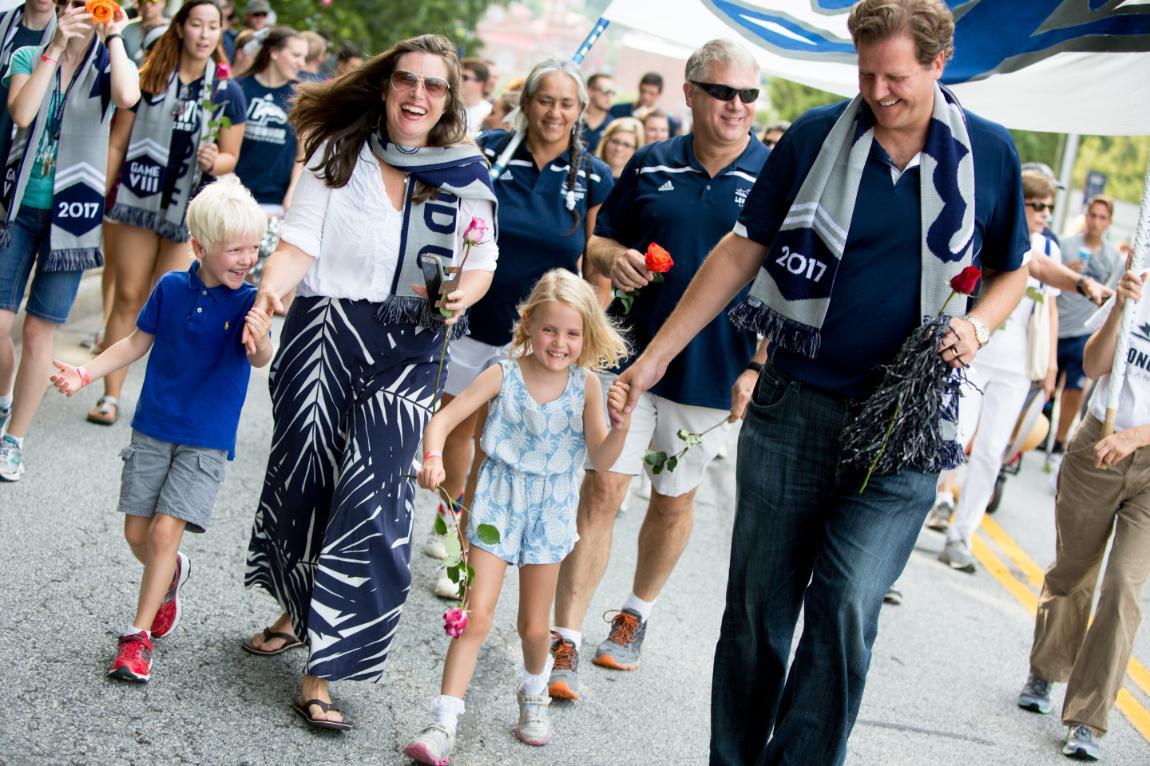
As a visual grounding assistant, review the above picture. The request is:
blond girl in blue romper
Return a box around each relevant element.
[405,269,631,764]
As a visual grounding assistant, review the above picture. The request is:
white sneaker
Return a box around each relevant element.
[424,528,448,560]
[403,721,456,765]
[515,688,553,746]
[939,538,976,573]
[925,493,954,532]
[0,434,24,482]
[434,567,461,600]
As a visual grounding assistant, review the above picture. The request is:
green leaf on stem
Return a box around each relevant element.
[676,428,703,447]
[433,515,448,536]
[446,564,460,583]
[465,564,475,583]
[666,455,678,473]
[651,273,664,283]
[643,449,667,471]
[443,534,461,561]
[476,523,501,545]
[612,288,634,315]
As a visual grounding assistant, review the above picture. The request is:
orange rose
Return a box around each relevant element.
[645,242,673,274]
[86,0,119,26]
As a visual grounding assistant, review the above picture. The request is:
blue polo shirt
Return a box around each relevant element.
[470,130,614,346]
[597,133,768,409]
[737,100,1029,398]
[582,114,609,153]
[132,263,259,459]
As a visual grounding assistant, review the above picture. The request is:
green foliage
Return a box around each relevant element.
[433,515,448,535]
[272,0,500,57]
[767,78,842,123]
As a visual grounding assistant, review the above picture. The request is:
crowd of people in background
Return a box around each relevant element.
[0,0,1144,764]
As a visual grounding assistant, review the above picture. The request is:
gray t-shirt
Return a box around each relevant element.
[1056,232,1121,338]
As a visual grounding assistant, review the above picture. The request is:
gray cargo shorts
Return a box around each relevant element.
[117,430,227,534]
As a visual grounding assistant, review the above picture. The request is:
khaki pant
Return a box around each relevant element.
[1029,414,1150,735]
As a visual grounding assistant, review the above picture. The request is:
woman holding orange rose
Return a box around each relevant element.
[89,0,246,426]
[0,0,138,482]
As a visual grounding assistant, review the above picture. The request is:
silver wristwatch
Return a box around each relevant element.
[965,315,990,347]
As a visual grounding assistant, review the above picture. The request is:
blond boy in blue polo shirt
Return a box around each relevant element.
[50,176,271,683]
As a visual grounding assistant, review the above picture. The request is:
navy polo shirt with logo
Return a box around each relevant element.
[736,100,1029,398]
[132,262,259,459]
[596,133,768,409]
[469,129,614,346]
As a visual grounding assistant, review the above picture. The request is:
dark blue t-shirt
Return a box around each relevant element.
[596,133,767,409]
[132,263,259,459]
[233,76,297,205]
[469,129,614,346]
[736,100,1029,398]
[582,113,609,153]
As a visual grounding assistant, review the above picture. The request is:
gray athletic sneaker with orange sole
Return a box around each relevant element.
[592,608,646,671]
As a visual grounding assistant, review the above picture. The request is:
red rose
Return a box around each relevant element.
[949,266,982,295]
[645,243,673,274]
[215,61,231,80]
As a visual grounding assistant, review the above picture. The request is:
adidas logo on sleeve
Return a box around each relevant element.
[658,180,674,192]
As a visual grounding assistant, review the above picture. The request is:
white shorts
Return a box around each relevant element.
[444,336,509,397]
[587,372,735,497]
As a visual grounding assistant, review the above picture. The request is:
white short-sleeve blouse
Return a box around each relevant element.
[281,142,498,302]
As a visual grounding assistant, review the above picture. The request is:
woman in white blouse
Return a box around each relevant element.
[238,34,498,732]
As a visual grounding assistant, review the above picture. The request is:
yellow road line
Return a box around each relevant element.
[977,517,1150,701]
[969,530,1150,743]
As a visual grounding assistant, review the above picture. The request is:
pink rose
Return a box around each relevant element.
[463,216,488,246]
[215,61,231,80]
[443,607,468,639]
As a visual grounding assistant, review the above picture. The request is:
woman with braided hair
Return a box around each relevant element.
[421,59,614,597]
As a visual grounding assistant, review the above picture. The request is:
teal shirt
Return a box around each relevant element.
[3,45,58,210]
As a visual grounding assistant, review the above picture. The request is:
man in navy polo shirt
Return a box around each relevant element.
[547,39,769,702]
[612,1,1030,763]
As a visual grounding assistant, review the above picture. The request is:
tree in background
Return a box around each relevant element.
[768,78,1150,205]
[273,0,497,58]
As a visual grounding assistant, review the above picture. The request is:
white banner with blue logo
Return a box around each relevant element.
[602,0,1150,136]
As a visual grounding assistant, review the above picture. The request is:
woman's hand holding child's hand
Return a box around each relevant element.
[243,305,273,356]
[50,360,89,396]
[418,455,445,490]
[607,380,632,430]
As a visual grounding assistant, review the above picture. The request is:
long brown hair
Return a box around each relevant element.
[243,26,301,79]
[292,34,469,189]
[139,0,227,96]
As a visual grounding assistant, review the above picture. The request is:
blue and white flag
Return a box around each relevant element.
[602,0,1150,135]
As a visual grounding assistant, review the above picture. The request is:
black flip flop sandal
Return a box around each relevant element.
[293,698,353,732]
[241,627,304,656]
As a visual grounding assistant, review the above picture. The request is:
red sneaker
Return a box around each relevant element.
[152,551,190,639]
[108,632,153,683]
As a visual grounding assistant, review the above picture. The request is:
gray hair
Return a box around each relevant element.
[684,39,759,83]
[509,58,589,133]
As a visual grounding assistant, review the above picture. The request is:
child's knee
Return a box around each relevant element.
[148,513,187,550]
[463,608,494,641]
[124,516,149,549]
[517,617,551,647]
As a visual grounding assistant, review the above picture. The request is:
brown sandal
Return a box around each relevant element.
[293,698,352,731]
[240,627,304,656]
[86,396,119,426]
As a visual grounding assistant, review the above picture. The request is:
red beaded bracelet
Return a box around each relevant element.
[423,450,443,461]
[77,366,91,388]
[40,54,58,65]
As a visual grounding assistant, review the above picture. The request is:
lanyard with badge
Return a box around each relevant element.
[36,57,82,176]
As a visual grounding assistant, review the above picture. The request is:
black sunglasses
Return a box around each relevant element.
[690,81,759,104]
[1026,201,1054,213]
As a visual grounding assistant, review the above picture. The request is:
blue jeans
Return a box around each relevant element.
[0,207,84,323]
[710,364,936,766]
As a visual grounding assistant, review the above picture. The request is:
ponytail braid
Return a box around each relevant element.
[565,120,586,234]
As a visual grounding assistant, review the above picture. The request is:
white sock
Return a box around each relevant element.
[552,626,581,650]
[622,593,655,623]
[124,625,151,638]
[520,655,554,696]
[1,430,23,448]
[0,393,12,410]
[433,694,465,729]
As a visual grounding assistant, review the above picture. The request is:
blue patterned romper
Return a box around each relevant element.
[468,359,586,565]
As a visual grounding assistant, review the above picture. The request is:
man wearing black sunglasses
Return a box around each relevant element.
[610,1,1032,763]
[549,38,769,706]
[243,0,271,32]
